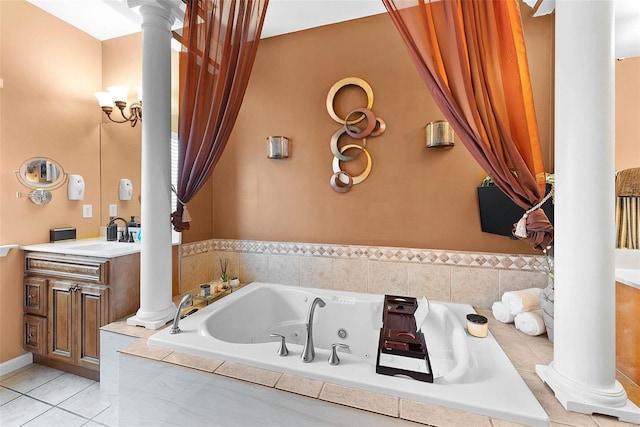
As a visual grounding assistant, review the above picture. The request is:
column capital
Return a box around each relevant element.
[129,0,185,27]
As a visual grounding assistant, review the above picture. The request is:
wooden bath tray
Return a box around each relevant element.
[376,295,433,383]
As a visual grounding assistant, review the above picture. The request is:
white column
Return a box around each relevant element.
[536,1,639,423]
[127,1,176,329]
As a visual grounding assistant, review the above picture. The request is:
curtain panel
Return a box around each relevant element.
[172,0,268,231]
[382,0,553,250]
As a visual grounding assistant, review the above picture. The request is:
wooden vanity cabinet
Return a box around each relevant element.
[48,280,108,370]
[22,251,140,380]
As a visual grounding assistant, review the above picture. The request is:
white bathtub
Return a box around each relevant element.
[616,249,640,289]
[149,282,549,426]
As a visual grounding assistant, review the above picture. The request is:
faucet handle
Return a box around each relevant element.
[329,343,350,365]
[269,334,289,357]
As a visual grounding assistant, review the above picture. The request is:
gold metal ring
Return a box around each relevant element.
[330,172,353,193]
[344,108,376,139]
[326,77,374,125]
[330,125,366,161]
[370,117,386,137]
[332,144,372,185]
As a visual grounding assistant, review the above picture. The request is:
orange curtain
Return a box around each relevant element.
[172,0,269,231]
[382,0,553,250]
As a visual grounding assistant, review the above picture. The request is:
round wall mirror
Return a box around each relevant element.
[15,157,66,190]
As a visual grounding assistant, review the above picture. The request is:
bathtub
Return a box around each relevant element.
[149,282,549,426]
[616,248,640,289]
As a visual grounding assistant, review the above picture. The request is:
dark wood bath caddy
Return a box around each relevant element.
[376,295,434,383]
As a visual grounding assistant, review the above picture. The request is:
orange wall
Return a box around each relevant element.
[0,0,102,362]
[615,57,640,172]
[212,11,555,254]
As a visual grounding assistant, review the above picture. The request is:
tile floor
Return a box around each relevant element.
[0,364,117,426]
[1,312,639,427]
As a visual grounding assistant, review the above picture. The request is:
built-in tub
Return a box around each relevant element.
[149,282,549,426]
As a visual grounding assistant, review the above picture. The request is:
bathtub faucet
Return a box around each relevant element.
[302,297,326,363]
[170,294,193,334]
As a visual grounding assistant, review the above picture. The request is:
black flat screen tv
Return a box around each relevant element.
[476,184,554,238]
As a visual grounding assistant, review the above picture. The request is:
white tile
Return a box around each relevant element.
[0,385,21,406]
[22,407,87,427]
[0,364,64,394]
[268,254,299,286]
[27,373,94,406]
[0,395,51,426]
[59,382,116,419]
[92,403,119,427]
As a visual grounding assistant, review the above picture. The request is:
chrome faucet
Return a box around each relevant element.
[301,297,326,363]
[170,294,193,334]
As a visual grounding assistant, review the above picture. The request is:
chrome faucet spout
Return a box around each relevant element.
[301,297,326,363]
[170,294,193,334]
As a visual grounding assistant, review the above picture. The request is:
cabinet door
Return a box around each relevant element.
[76,285,107,369]
[24,277,48,317]
[48,280,74,363]
[23,315,47,355]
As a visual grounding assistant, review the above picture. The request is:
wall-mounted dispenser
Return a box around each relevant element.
[67,174,85,200]
[119,178,133,201]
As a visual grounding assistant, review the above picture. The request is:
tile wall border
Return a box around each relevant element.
[180,239,547,272]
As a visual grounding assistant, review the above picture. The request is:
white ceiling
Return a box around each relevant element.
[26,0,640,58]
[25,0,387,41]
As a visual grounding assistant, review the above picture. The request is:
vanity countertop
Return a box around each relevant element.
[21,238,141,258]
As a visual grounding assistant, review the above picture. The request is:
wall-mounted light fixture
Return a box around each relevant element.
[426,120,455,148]
[94,86,142,127]
[267,136,289,159]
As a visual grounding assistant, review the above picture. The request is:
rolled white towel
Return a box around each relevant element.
[514,310,546,336]
[492,301,516,323]
[501,288,542,315]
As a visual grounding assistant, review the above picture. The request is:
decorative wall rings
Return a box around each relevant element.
[331,125,367,161]
[329,172,353,193]
[370,117,386,137]
[344,108,376,139]
[332,144,372,185]
[326,77,374,125]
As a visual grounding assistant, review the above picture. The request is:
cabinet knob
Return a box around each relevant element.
[27,294,33,300]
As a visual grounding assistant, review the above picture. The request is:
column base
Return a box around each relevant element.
[126,304,176,330]
[536,363,640,424]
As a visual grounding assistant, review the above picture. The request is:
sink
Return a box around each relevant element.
[72,242,134,251]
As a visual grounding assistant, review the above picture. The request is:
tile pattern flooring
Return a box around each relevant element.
[0,364,117,426]
[1,311,639,427]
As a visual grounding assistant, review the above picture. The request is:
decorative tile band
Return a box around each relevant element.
[181,239,547,272]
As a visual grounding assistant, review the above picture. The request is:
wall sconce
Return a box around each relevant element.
[267,136,289,159]
[425,120,455,148]
[94,86,142,127]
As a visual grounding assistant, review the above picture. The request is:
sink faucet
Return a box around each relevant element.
[106,217,130,242]
[301,297,326,363]
[170,294,193,334]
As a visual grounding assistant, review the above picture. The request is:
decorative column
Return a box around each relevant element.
[535,0,639,422]
[127,1,177,329]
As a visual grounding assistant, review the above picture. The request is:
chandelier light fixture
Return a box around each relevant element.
[94,86,142,127]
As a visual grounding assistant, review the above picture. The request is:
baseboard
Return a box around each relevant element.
[0,352,33,377]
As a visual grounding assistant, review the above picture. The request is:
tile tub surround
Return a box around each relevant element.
[147,283,550,426]
[179,239,549,308]
[103,312,640,427]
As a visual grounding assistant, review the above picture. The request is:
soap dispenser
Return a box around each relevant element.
[106,217,118,241]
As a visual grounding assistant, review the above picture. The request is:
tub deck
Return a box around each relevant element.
[147,282,550,426]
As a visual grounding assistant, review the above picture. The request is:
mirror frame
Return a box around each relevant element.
[15,157,67,190]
